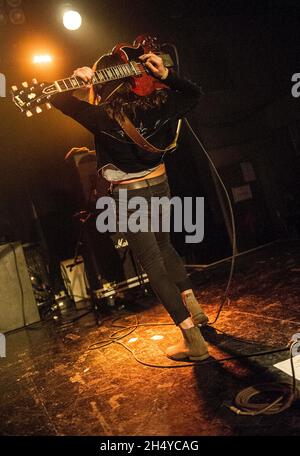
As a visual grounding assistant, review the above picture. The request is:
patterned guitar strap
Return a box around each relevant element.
[104,81,182,154]
[115,114,182,154]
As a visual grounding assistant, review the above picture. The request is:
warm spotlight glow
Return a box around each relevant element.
[33,55,52,64]
[63,10,82,30]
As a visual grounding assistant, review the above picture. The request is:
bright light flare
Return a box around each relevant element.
[33,54,52,64]
[63,10,82,30]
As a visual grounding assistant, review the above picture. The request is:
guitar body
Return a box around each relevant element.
[112,36,168,96]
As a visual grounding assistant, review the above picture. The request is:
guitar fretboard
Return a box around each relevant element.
[54,62,142,92]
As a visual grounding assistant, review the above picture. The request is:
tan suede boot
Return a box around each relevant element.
[182,291,209,326]
[166,326,209,361]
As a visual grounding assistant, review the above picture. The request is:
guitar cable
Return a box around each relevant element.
[86,312,299,416]
[184,118,237,325]
[11,43,296,417]
[162,42,237,325]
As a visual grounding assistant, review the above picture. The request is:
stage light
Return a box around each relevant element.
[33,55,52,64]
[63,10,82,30]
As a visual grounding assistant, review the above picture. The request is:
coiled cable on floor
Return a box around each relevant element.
[227,341,299,416]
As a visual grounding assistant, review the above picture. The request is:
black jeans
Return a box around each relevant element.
[111,177,191,325]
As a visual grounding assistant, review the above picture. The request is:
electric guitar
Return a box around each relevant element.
[11,35,174,118]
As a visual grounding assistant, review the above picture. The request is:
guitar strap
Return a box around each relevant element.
[103,80,182,154]
[115,114,182,154]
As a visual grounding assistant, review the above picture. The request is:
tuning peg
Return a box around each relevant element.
[32,78,38,84]
[11,85,18,92]
[26,110,33,117]
[36,107,42,114]
[22,81,28,88]
[46,103,52,110]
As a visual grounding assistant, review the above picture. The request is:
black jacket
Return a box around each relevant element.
[51,71,202,173]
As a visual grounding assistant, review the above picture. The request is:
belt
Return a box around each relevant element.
[111,173,167,192]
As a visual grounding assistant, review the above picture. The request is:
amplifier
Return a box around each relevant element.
[79,216,149,299]
[0,242,40,333]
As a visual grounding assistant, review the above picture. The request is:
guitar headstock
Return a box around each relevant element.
[133,34,160,53]
[11,79,56,117]
[133,34,173,68]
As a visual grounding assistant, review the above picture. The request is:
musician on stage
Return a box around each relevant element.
[52,44,209,362]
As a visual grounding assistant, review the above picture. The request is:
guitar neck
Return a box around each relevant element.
[11,52,174,117]
[54,61,141,93]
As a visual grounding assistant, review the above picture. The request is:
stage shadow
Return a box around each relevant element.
[192,325,300,435]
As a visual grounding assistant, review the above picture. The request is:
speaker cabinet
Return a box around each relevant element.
[0,242,40,333]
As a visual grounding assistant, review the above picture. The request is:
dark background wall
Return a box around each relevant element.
[1,0,300,268]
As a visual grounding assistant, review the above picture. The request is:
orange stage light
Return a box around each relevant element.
[33,55,53,64]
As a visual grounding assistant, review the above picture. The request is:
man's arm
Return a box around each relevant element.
[51,93,118,134]
[51,56,203,131]
[162,70,203,117]
[51,65,118,133]
[139,52,203,119]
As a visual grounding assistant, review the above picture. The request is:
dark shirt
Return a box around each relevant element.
[51,71,202,173]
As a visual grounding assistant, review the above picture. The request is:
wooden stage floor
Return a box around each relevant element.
[1,240,300,436]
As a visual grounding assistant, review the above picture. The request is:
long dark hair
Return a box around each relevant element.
[105,82,168,121]
[89,53,169,121]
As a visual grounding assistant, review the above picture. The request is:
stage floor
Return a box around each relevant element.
[1,240,300,436]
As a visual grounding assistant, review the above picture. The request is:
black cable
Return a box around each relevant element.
[113,341,289,370]
[162,42,290,129]
[47,44,297,414]
[227,342,299,416]
[162,42,237,325]
[186,92,288,129]
[173,116,298,414]
[87,313,289,368]
[184,118,237,324]
[211,326,265,347]
[86,314,298,416]
[87,318,298,416]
